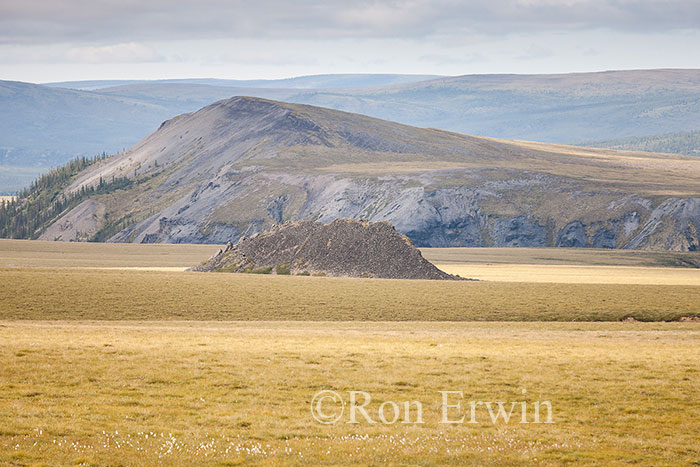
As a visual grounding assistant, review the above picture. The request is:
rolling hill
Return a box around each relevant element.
[57,69,700,145]
[0,76,437,191]
[0,80,290,166]
[3,69,700,194]
[45,74,442,91]
[6,96,700,251]
[288,69,700,143]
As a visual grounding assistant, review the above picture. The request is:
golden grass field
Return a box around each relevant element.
[1,239,700,321]
[0,239,215,268]
[4,239,700,270]
[1,322,699,465]
[1,239,699,465]
[3,267,700,321]
[422,246,700,267]
[434,264,700,285]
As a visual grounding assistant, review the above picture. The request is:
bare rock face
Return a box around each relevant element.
[191,219,461,280]
[38,199,105,241]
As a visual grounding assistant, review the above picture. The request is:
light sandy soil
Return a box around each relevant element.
[435,263,700,285]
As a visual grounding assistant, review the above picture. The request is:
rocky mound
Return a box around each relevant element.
[191,219,461,280]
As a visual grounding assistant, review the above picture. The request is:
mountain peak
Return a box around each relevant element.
[177,95,333,148]
[212,95,293,112]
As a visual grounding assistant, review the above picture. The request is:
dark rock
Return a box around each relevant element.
[592,227,617,249]
[556,221,587,248]
[492,216,547,247]
[190,219,463,280]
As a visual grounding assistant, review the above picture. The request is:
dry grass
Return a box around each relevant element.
[1,321,698,466]
[435,264,700,285]
[1,241,699,464]
[421,247,700,268]
[0,239,217,268]
[3,239,700,270]
[2,240,700,321]
[0,240,700,321]
[307,144,700,197]
[480,137,700,197]
[2,267,700,321]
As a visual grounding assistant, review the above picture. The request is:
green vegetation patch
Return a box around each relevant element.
[244,266,273,274]
[215,260,241,273]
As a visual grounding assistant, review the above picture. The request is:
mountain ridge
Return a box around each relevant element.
[4,68,700,193]
[12,95,700,251]
[45,74,443,91]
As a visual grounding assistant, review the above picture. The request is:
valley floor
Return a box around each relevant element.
[3,239,699,269]
[1,321,698,465]
[2,266,700,321]
[1,240,699,465]
[1,239,700,321]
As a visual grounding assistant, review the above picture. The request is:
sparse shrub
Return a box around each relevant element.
[216,261,240,273]
[248,266,272,274]
[277,263,291,275]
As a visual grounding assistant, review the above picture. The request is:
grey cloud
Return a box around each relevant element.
[65,42,164,63]
[516,45,555,60]
[1,0,700,45]
[581,47,601,56]
[419,53,488,65]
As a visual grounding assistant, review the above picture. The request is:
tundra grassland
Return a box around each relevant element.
[1,322,700,466]
[1,240,699,465]
[433,264,700,285]
[0,239,216,268]
[2,267,700,321]
[2,239,700,321]
[422,246,700,268]
[3,239,700,269]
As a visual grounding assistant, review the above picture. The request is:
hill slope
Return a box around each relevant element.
[4,69,700,193]
[192,219,458,280]
[0,80,288,169]
[12,96,700,251]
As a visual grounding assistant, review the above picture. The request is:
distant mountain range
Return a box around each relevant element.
[45,74,443,91]
[12,96,700,251]
[2,69,700,193]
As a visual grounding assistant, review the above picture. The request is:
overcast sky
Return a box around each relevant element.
[1,0,699,83]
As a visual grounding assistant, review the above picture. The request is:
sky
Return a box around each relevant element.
[1,0,699,83]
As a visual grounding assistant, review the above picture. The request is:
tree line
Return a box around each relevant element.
[585,130,700,156]
[0,153,132,239]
